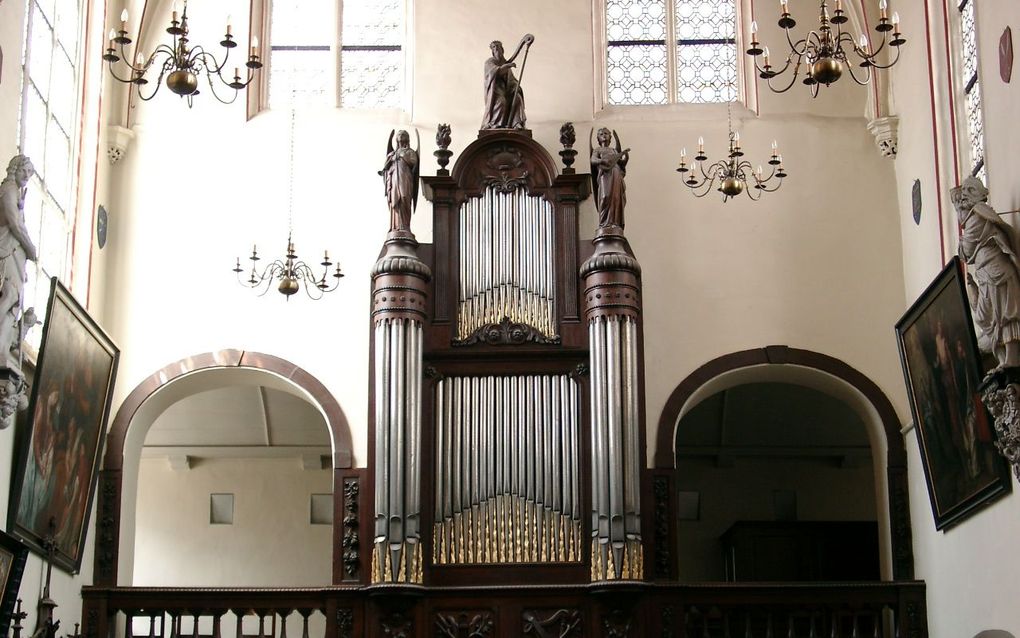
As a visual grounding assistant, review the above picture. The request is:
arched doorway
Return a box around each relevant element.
[653,346,914,581]
[92,350,355,586]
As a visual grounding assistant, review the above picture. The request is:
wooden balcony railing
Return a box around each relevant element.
[80,581,928,638]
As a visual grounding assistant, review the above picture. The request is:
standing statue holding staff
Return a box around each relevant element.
[482,34,534,130]
[952,176,1020,371]
[380,129,420,235]
[590,127,630,232]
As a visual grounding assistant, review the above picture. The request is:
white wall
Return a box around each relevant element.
[888,1,1020,636]
[133,457,332,586]
[676,458,878,581]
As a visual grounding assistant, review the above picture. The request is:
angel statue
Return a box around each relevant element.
[590,127,630,232]
[482,34,534,130]
[379,129,420,235]
[952,176,1020,371]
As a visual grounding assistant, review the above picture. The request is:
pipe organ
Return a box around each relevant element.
[370,128,648,588]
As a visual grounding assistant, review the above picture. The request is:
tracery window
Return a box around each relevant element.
[19,0,83,344]
[266,0,404,109]
[605,0,737,106]
[955,0,986,183]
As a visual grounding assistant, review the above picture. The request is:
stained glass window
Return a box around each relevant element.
[268,0,404,109]
[957,0,986,182]
[606,0,737,106]
[19,0,83,348]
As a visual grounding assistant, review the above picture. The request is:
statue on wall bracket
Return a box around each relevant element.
[0,154,40,426]
[380,129,420,239]
[590,127,630,237]
[481,34,534,131]
[955,176,1020,484]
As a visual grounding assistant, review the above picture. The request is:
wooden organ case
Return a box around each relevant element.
[369,127,649,591]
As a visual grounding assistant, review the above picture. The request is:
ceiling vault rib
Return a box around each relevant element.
[258,386,272,446]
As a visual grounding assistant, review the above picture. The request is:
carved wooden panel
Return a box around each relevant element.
[337,608,355,638]
[433,610,495,638]
[342,477,360,580]
[380,610,414,637]
[94,470,122,585]
[600,608,634,638]
[521,609,582,638]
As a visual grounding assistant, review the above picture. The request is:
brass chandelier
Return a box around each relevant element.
[104,0,262,106]
[234,109,344,300]
[747,0,905,95]
[676,107,787,202]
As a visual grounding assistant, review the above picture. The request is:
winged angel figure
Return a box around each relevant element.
[380,129,420,234]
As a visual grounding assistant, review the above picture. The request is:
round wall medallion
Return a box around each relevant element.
[911,179,922,226]
[97,205,108,249]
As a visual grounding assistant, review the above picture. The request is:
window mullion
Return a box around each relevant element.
[664,0,678,104]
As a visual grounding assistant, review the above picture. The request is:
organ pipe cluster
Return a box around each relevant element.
[370,238,431,584]
[582,243,645,581]
[458,187,557,341]
[432,375,583,565]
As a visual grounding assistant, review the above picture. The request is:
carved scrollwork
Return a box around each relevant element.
[453,316,560,347]
[602,609,633,638]
[381,611,413,638]
[981,377,1020,481]
[96,472,121,582]
[342,478,360,580]
[653,475,671,579]
[522,609,582,638]
[337,609,354,638]
[434,611,495,638]
[481,146,530,193]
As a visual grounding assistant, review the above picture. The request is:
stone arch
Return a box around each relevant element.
[93,349,354,586]
[653,345,913,580]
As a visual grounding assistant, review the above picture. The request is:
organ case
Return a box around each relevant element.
[369,128,647,586]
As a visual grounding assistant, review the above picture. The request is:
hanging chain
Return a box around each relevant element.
[287,105,296,236]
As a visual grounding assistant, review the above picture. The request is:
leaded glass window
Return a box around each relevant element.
[606,0,737,106]
[19,0,83,348]
[957,0,986,183]
[267,0,404,109]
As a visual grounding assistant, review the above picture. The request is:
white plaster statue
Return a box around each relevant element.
[0,155,39,371]
[952,176,1020,370]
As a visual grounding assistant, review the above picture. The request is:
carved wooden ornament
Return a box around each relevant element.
[1001,27,1013,84]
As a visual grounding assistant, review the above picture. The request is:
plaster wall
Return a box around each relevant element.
[675,458,877,581]
[133,457,333,586]
[887,1,1020,636]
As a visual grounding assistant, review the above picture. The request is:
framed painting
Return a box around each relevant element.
[7,278,120,573]
[896,257,1012,530]
[0,530,29,638]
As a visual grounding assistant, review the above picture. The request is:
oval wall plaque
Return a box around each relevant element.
[911,179,922,226]
[97,205,108,249]
[1001,27,1013,84]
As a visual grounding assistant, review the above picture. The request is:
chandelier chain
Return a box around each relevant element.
[287,106,296,234]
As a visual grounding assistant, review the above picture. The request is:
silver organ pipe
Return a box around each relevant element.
[432,374,582,565]
[588,315,643,581]
[457,186,557,341]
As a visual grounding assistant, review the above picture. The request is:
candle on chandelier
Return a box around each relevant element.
[108,28,115,49]
[835,0,843,12]
[859,33,869,52]
[763,46,771,66]
[227,15,233,36]
[680,148,687,164]
[892,12,900,30]
[771,140,778,154]
[780,0,789,15]
[251,35,259,57]
[172,0,179,23]
[751,20,758,37]
[756,165,764,179]
[879,0,888,21]
[698,137,704,153]
[120,9,128,32]
[234,67,240,80]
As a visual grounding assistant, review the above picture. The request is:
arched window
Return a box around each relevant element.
[953,0,986,183]
[258,0,405,111]
[603,0,738,106]
[18,0,85,344]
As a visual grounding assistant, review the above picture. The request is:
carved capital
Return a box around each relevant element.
[106,125,136,165]
[867,116,898,159]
